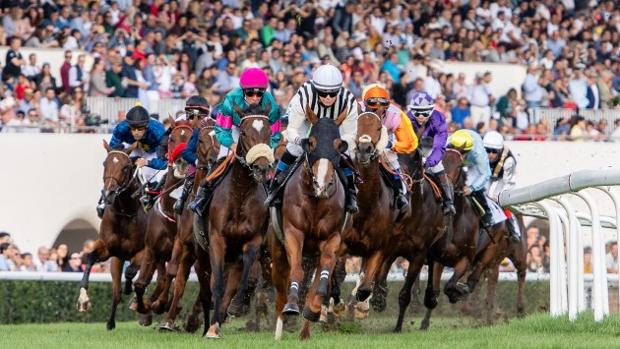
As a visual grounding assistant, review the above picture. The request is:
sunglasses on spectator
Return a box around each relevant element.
[244,88,265,97]
[485,147,500,154]
[317,90,338,98]
[366,97,389,107]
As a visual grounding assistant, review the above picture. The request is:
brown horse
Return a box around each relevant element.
[199,105,274,339]
[343,110,400,302]
[418,148,509,330]
[270,107,349,341]
[159,118,219,333]
[77,141,147,330]
[133,120,193,321]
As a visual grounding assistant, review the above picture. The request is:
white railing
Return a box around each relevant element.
[86,96,186,124]
[531,108,620,139]
[499,169,620,322]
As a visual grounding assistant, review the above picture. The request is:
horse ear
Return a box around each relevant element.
[305,105,318,125]
[168,114,176,128]
[125,142,137,154]
[301,137,316,153]
[335,108,348,126]
[103,139,110,152]
[356,102,363,116]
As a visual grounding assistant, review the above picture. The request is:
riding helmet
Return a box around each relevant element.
[126,105,150,128]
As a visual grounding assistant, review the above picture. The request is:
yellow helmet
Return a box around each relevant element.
[449,129,474,151]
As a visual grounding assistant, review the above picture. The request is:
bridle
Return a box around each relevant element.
[235,114,272,169]
[197,123,217,173]
[102,150,139,212]
[356,112,383,164]
[445,148,466,195]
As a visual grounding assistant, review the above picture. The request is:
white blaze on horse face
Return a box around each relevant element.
[113,156,119,164]
[181,129,186,136]
[316,159,330,194]
[252,119,264,133]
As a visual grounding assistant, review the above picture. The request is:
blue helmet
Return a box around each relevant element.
[407,92,435,112]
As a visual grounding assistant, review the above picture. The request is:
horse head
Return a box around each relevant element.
[302,106,348,198]
[355,109,387,166]
[443,148,466,190]
[234,103,275,183]
[167,118,194,179]
[197,118,219,173]
[101,140,137,205]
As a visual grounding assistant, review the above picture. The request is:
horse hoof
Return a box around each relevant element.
[128,297,138,312]
[302,306,321,322]
[77,288,91,312]
[370,295,386,313]
[159,321,176,332]
[123,281,133,295]
[227,299,243,317]
[319,306,328,324]
[205,324,221,339]
[420,319,430,331]
[138,313,153,327]
[185,316,201,333]
[393,326,403,333]
[283,303,300,316]
[151,300,166,315]
[106,320,115,331]
[424,296,438,310]
[356,288,371,302]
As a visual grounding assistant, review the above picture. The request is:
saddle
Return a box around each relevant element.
[421,171,443,201]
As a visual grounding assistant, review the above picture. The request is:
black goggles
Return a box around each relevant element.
[366,97,390,108]
[185,108,209,119]
[413,110,432,118]
[130,126,146,131]
[485,147,500,154]
[317,90,339,98]
[244,88,265,98]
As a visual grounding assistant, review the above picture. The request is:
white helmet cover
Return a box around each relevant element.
[312,64,343,92]
[483,131,504,150]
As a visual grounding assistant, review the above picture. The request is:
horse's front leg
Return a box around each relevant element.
[206,232,226,339]
[228,234,261,317]
[356,250,384,302]
[283,226,304,316]
[106,257,123,331]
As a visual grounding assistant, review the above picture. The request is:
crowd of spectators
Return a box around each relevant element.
[1,0,620,138]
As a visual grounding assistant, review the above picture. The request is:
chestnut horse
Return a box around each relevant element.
[159,118,220,333]
[418,148,510,330]
[199,105,274,339]
[343,110,400,302]
[133,120,193,322]
[270,107,349,341]
[77,142,147,330]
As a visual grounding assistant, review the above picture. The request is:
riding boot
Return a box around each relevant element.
[438,171,456,216]
[264,150,297,207]
[472,190,493,229]
[173,176,194,214]
[189,181,212,216]
[506,216,520,243]
[390,171,409,211]
[141,172,167,210]
[345,173,359,214]
[96,194,105,219]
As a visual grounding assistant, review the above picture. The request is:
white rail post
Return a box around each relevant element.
[553,205,569,314]
[536,201,565,316]
[553,197,581,320]
[595,186,620,314]
[574,191,606,321]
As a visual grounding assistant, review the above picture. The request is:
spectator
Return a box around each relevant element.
[527,245,545,273]
[106,60,125,97]
[0,232,10,244]
[89,58,114,97]
[469,72,493,127]
[522,65,543,109]
[2,36,24,83]
[35,63,58,94]
[60,50,73,94]
[584,247,593,274]
[40,88,59,127]
[68,54,87,92]
[607,242,618,274]
[66,252,84,272]
[19,253,37,272]
[22,53,41,81]
[569,115,587,142]
[450,97,471,127]
[0,243,13,271]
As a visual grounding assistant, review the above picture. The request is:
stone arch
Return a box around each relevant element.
[53,218,98,253]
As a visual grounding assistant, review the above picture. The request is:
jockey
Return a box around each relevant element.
[448,129,493,229]
[264,64,359,213]
[483,131,520,241]
[96,105,166,218]
[359,83,418,210]
[407,92,455,215]
[172,95,212,214]
[189,67,281,214]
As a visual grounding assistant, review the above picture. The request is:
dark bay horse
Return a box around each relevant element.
[77,141,147,330]
[269,107,349,340]
[342,110,399,302]
[200,105,274,339]
[134,120,193,322]
[160,118,220,333]
[418,148,510,330]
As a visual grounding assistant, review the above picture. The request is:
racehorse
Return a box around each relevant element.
[77,141,147,330]
[269,107,349,340]
[199,104,274,339]
[159,118,219,333]
[342,110,399,302]
[133,120,193,322]
[418,148,510,330]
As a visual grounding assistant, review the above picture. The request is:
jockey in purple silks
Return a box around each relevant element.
[406,92,456,215]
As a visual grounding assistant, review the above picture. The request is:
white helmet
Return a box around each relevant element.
[483,131,504,150]
[312,64,343,92]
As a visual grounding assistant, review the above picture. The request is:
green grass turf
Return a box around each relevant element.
[2,313,619,349]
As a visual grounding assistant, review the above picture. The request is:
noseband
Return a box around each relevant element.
[103,150,138,199]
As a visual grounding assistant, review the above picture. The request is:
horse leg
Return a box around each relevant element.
[283,226,304,316]
[271,238,291,340]
[420,261,443,331]
[161,247,195,331]
[206,233,226,339]
[356,250,384,302]
[511,245,528,316]
[444,256,472,304]
[106,257,123,331]
[329,256,347,318]
[485,263,500,324]
[466,240,500,295]
[228,235,261,317]
[150,261,170,314]
[371,255,395,313]
[194,253,212,337]
[123,260,140,295]
[394,254,425,333]
[133,247,157,315]
[184,294,203,334]
[77,248,101,312]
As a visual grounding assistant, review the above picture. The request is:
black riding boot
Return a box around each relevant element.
[264,150,297,207]
[141,172,167,210]
[390,171,409,211]
[506,216,520,242]
[344,171,359,214]
[173,176,194,214]
[189,181,212,216]
[96,194,105,219]
[437,171,456,215]
[472,190,493,229]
